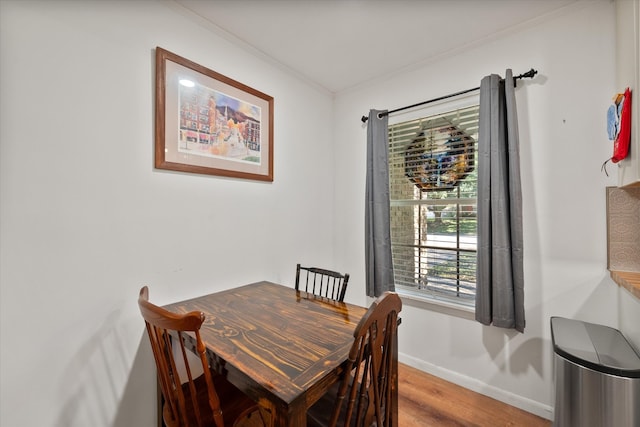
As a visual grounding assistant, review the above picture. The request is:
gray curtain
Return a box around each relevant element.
[365,109,395,297]
[475,69,525,332]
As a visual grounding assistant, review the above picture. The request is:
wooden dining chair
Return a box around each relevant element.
[306,292,402,427]
[295,264,350,302]
[138,286,266,427]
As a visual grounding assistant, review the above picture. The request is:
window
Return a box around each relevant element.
[388,103,479,307]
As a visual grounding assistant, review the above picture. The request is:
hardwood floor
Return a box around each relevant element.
[238,362,551,426]
[399,363,551,427]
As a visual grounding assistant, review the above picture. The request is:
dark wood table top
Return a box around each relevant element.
[163,281,367,427]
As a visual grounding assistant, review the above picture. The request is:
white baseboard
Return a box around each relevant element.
[398,352,553,421]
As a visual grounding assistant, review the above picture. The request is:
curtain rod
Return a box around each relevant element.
[360,68,538,123]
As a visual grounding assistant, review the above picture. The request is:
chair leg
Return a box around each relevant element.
[157,375,167,427]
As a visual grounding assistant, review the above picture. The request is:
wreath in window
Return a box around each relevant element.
[404,122,475,192]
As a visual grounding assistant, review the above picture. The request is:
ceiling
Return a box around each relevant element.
[174,0,580,93]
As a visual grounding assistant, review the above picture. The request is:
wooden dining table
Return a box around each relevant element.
[163,280,369,427]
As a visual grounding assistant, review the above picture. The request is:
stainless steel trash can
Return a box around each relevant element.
[551,317,640,427]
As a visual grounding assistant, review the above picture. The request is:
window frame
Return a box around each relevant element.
[388,95,480,312]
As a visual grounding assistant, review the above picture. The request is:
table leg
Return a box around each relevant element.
[268,404,306,427]
[391,333,399,426]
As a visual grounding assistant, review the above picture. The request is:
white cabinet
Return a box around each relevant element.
[616,0,640,187]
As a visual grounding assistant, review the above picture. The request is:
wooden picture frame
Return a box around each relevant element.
[155,47,273,181]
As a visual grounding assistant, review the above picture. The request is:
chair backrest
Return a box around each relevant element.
[295,263,350,302]
[328,292,402,427]
[138,286,225,427]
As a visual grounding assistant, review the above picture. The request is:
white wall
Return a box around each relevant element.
[620,287,640,352]
[333,0,623,419]
[2,1,635,426]
[0,1,335,426]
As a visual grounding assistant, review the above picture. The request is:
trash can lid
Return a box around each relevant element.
[550,317,640,378]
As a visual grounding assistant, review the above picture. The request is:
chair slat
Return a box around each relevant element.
[295,264,350,302]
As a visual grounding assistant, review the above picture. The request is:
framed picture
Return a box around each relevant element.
[155,47,274,181]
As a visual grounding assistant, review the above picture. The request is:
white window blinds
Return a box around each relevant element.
[388,104,479,305]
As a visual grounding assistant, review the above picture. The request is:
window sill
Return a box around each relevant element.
[396,288,475,320]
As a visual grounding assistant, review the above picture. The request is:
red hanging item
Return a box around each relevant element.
[613,87,632,163]
[602,87,632,176]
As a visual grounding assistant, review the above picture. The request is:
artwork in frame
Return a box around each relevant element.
[155,47,274,181]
